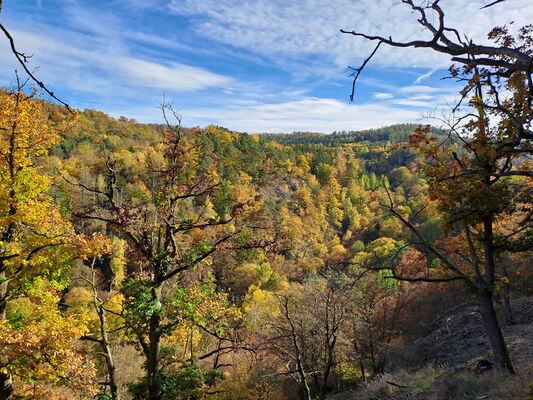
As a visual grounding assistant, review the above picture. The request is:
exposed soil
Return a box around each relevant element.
[332,297,533,400]
[390,297,533,371]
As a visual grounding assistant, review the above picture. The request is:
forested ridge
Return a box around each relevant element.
[0,93,531,400]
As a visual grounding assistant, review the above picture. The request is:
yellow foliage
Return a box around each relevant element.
[65,287,93,310]
[166,325,200,351]
[242,285,279,329]
[110,237,127,286]
[0,282,97,398]
[352,237,399,267]
[0,91,109,398]
[208,125,234,143]
[0,91,110,282]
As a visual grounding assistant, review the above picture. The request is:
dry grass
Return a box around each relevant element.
[332,359,533,400]
[331,298,533,399]
[113,343,145,399]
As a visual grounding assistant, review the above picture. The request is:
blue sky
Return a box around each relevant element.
[1,0,532,133]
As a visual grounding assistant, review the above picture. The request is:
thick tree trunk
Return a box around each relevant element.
[479,217,514,373]
[477,290,514,373]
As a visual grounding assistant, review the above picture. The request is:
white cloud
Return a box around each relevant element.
[168,0,533,71]
[374,92,393,99]
[414,67,439,84]
[400,85,448,94]
[2,0,525,133]
[393,99,434,108]
[179,97,429,133]
[0,27,232,94]
[112,57,231,91]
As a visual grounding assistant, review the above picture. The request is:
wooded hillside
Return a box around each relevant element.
[1,91,532,399]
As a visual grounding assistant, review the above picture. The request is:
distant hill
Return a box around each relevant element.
[261,123,447,146]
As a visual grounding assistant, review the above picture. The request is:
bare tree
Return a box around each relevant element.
[79,259,122,400]
[269,294,312,400]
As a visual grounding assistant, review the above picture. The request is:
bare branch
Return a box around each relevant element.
[346,42,382,102]
[0,23,73,113]
[480,0,506,9]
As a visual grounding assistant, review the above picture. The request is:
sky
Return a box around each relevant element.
[0,0,532,133]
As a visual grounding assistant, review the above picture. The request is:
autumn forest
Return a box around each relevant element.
[1,1,533,400]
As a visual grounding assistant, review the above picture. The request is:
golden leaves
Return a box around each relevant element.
[0,282,98,398]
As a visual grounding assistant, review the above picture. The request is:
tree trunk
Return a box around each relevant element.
[281,297,311,400]
[0,113,16,400]
[479,216,514,373]
[0,375,12,400]
[298,383,312,400]
[359,360,366,383]
[501,266,514,325]
[0,270,13,400]
[97,304,120,400]
[147,287,162,400]
[318,333,337,400]
[477,289,515,373]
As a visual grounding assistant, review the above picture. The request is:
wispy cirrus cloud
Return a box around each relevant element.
[0,25,232,95]
[112,57,231,91]
[180,97,429,133]
[414,67,440,84]
[167,0,533,71]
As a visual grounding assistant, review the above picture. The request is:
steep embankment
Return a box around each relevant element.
[333,297,533,400]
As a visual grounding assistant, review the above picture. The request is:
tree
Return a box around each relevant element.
[75,248,125,400]
[0,88,110,399]
[62,105,268,400]
[383,122,532,374]
[0,280,98,399]
[0,89,69,398]
[263,275,352,400]
[269,292,312,400]
[0,89,67,315]
[341,0,533,374]
[341,1,532,162]
[350,239,415,376]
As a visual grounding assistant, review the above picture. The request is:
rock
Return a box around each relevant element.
[471,359,494,374]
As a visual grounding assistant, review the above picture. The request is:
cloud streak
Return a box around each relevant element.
[168,0,533,71]
[0,26,232,94]
[178,97,431,133]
